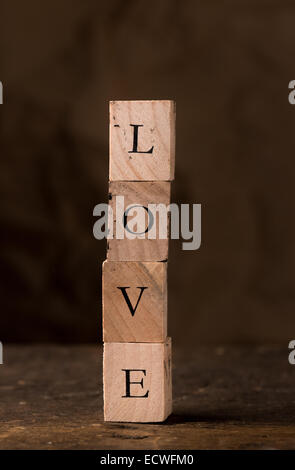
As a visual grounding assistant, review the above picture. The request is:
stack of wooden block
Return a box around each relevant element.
[103,100,175,422]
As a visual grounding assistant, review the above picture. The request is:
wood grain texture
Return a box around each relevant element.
[103,339,172,422]
[103,261,167,343]
[109,100,175,181]
[107,181,171,261]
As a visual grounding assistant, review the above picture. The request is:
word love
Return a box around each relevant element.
[103,100,175,422]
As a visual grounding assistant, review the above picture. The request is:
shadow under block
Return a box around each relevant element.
[103,339,172,422]
[107,181,171,261]
[109,100,175,181]
[103,261,167,343]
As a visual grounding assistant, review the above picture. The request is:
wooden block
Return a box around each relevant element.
[103,261,167,343]
[107,181,171,261]
[103,339,172,422]
[109,100,175,181]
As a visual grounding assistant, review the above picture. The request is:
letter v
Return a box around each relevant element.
[117,287,148,316]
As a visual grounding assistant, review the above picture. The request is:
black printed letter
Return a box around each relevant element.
[122,369,149,398]
[128,124,154,154]
[117,287,148,316]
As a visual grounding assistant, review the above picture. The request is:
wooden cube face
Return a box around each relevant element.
[107,181,171,261]
[103,339,172,422]
[109,100,175,181]
[103,261,167,343]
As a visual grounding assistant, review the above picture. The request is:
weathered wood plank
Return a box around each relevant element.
[0,346,294,450]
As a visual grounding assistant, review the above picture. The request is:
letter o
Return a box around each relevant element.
[123,205,154,235]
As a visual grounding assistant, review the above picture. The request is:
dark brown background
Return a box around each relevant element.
[1,0,294,344]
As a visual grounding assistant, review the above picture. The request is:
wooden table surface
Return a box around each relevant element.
[0,345,294,450]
